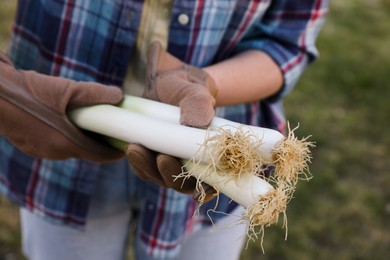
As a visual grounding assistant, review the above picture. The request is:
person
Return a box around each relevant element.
[0,0,329,259]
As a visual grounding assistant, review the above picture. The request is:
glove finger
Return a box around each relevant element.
[193,182,218,203]
[180,92,215,128]
[126,144,168,187]
[68,82,123,109]
[156,154,196,194]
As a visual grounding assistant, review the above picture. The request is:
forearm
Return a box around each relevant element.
[204,50,283,107]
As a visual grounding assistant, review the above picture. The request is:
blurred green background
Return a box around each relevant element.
[1,0,389,259]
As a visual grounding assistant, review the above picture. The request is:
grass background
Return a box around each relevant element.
[1,0,389,259]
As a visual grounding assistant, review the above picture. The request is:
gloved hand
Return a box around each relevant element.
[0,50,124,162]
[126,42,218,201]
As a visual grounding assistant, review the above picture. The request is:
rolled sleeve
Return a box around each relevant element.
[233,0,329,102]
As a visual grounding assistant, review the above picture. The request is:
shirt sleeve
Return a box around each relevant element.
[233,0,329,102]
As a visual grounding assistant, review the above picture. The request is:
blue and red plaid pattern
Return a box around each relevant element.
[0,0,328,257]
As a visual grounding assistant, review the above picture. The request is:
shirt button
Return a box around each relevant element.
[177,13,190,26]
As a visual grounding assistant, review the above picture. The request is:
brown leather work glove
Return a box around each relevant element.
[126,42,218,202]
[0,50,124,162]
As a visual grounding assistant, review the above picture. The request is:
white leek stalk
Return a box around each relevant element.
[120,95,285,163]
[70,104,212,161]
[185,161,273,208]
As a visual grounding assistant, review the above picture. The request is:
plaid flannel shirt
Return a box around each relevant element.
[0,0,328,258]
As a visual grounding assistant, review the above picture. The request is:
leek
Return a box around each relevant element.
[69,95,314,246]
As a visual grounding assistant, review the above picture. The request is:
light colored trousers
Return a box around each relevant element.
[20,160,247,260]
